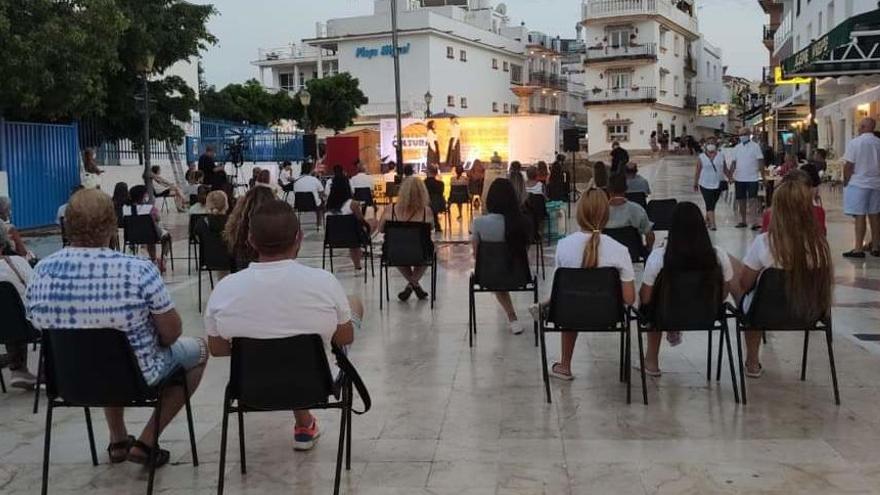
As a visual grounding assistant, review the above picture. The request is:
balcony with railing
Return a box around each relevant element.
[684,95,697,110]
[763,23,778,50]
[529,71,569,91]
[584,43,658,64]
[256,44,338,64]
[585,86,657,105]
[582,0,698,36]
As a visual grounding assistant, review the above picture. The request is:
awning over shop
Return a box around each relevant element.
[782,9,880,78]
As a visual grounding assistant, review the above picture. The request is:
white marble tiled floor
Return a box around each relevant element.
[5,156,880,494]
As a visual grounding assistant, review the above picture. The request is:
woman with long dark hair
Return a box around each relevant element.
[639,202,735,375]
[471,178,530,334]
[325,173,377,270]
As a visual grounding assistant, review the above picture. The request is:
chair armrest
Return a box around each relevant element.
[331,345,372,415]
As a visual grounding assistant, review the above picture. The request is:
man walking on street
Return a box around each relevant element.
[728,128,765,229]
[842,117,880,258]
[610,141,629,176]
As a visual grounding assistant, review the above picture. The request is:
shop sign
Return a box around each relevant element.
[355,43,411,59]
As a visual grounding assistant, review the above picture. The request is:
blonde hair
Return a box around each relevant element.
[396,177,429,219]
[66,189,117,247]
[575,189,610,268]
[768,180,833,320]
[206,190,229,215]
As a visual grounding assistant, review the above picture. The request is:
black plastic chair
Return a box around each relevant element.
[0,282,41,409]
[525,193,548,280]
[155,189,173,213]
[59,218,70,247]
[647,199,677,231]
[730,269,840,405]
[384,182,400,204]
[123,213,174,272]
[379,221,437,310]
[448,184,471,225]
[468,242,538,348]
[294,192,322,231]
[353,187,377,217]
[539,268,633,404]
[217,335,372,495]
[187,214,208,275]
[323,215,375,283]
[195,216,232,312]
[428,191,451,232]
[625,192,648,210]
[634,270,739,405]
[603,227,648,263]
[39,328,199,495]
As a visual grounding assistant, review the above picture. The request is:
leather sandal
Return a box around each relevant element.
[107,435,135,464]
[127,440,171,468]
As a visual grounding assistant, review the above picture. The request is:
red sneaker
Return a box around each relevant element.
[293,416,320,451]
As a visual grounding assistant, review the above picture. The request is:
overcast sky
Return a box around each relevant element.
[197,0,767,87]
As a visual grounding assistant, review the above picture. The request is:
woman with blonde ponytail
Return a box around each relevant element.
[544,188,636,380]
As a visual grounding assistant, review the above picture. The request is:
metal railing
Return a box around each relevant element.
[585,86,657,104]
[584,42,657,61]
[529,71,569,91]
[685,95,697,110]
[582,0,698,34]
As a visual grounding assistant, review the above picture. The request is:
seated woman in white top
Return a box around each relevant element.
[325,174,377,270]
[737,179,833,378]
[639,202,735,376]
[524,166,545,196]
[151,165,187,212]
[377,177,434,301]
[544,188,636,380]
[123,185,173,273]
[0,253,38,389]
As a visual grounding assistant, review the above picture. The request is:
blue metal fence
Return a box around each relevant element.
[198,119,304,163]
[0,120,80,229]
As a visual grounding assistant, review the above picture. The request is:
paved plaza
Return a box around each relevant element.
[4,156,880,494]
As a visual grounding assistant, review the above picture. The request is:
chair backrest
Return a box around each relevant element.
[474,241,532,290]
[448,184,470,204]
[747,268,826,329]
[196,216,232,271]
[353,187,374,206]
[325,214,368,249]
[625,192,648,210]
[603,227,646,262]
[651,269,724,330]
[123,213,160,245]
[295,192,319,212]
[647,199,677,231]
[0,282,35,345]
[188,214,208,244]
[385,182,399,199]
[382,221,434,266]
[547,268,625,330]
[44,328,153,405]
[229,335,335,410]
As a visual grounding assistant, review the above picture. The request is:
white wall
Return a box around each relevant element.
[695,37,726,132]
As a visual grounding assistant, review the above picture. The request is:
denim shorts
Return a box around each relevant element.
[844,185,880,216]
[151,337,207,385]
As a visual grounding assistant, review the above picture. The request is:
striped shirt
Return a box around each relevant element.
[26,248,173,383]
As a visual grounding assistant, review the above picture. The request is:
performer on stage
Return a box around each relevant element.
[426,120,440,169]
[444,116,462,173]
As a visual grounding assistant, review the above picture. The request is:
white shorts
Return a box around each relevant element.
[844,185,880,216]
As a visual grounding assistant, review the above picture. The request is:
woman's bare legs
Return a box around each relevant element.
[349,249,363,270]
[558,333,578,374]
[645,333,662,372]
[493,292,517,322]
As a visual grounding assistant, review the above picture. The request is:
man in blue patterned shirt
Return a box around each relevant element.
[27,189,208,468]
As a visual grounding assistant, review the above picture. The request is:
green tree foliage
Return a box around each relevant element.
[291,73,369,132]
[0,0,127,120]
[200,80,297,127]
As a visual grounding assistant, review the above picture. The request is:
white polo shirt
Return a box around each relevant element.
[205,260,351,360]
[843,132,880,190]
[294,175,324,205]
[350,173,374,190]
[554,231,635,282]
[731,140,764,182]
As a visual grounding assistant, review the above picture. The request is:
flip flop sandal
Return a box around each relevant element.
[127,440,171,468]
[549,362,574,381]
[107,435,135,464]
[745,363,764,379]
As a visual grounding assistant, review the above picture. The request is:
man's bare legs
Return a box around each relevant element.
[736,199,748,225]
[854,215,868,252]
[869,214,880,252]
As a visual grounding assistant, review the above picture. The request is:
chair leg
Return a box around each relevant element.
[0,369,6,393]
[198,267,203,314]
[182,377,199,466]
[345,382,353,471]
[716,327,725,382]
[539,326,551,403]
[33,344,43,414]
[619,329,625,383]
[209,270,215,290]
[625,325,632,405]
[40,402,53,495]
[800,330,810,381]
[329,247,334,273]
[826,326,841,405]
[237,410,246,474]
[533,284,539,348]
[334,396,347,495]
[736,326,748,405]
[722,324,740,403]
[84,407,98,466]
[217,400,230,495]
[637,328,647,405]
[379,264,384,310]
[468,283,475,348]
[322,245,327,270]
[147,399,161,495]
[707,329,713,381]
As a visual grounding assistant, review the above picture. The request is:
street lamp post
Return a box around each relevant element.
[298,88,315,162]
[390,0,404,178]
[137,53,156,198]
[424,91,433,119]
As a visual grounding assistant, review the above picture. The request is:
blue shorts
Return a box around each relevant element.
[151,337,207,385]
[844,185,880,216]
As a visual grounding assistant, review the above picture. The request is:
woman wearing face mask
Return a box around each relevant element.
[693,138,729,230]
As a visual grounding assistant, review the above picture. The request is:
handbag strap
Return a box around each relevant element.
[332,345,372,415]
[2,256,26,285]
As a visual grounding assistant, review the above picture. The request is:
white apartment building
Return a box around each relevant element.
[768,0,880,157]
[694,36,727,134]
[253,0,586,127]
[581,0,701,155]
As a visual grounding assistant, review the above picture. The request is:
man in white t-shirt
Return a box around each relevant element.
[350,161,374,191]
[842,117,880,258]
[205,200,361,451]
[293,161,326,226]
[728,128,765,229]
